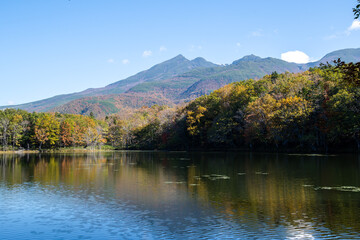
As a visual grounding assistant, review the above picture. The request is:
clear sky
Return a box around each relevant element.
[1,0,359,106]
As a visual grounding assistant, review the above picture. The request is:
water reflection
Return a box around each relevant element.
[1,152,360,239]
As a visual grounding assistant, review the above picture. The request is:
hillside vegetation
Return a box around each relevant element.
[1,61,359,153]
[179,63,360,152]
[0,55,217,112]
[118,61,360,152]
[2,48,359,117]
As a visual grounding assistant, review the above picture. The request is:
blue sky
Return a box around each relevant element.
[0,0,359,106]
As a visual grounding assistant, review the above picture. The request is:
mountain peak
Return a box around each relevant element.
[232,54,262,64]
[3,48,358,115]
[189,57,218,68]
[157,54,189,65]
[172,54,188,60]
[240,54,262,61]
[319,48,360,64]
[304,48,360,68]
[192,57,205,62]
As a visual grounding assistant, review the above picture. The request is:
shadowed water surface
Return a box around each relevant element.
[1,151,360,239]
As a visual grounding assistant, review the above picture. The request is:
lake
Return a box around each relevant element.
[1,151,360,239]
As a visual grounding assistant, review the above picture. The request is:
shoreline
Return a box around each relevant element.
[0,147,358,155]
[0,148,116,154]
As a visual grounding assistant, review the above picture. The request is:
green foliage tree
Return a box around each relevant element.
[334,59,360,87]
[106,117,126,148]
[34,113,60,150]
[354,0,360,19]
[0,62,359,153]
[9,114,25,148]
[0,111,11,150]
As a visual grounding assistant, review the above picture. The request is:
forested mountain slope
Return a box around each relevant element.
[52,48,360,117]
[1,55,216,112]
[1,48,359,117]
[2,61,358,153]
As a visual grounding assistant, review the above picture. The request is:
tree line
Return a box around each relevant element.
[0,61,359,152]
[0,110,107,151]
[180,61,360,152]
[124,60,360,152]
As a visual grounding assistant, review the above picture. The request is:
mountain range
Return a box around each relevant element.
[2,48,360,117]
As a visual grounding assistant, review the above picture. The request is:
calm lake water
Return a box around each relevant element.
[1,151,360,239]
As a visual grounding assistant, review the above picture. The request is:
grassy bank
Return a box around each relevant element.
[0,150,40,154]
[0,146,117,154]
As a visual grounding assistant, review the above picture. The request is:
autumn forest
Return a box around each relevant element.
[0,61,359,153]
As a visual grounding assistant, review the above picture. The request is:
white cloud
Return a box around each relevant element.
[324,34,338,40]
[122,59,129,64]
[281,50,310,64]
[107,58,115,63]
[7,101,14,105]
[251,29,263,37]
[142,50,152,57]
[325,30,349,40]
[236,42,241,47]
[189,45,203,51]
[348,19,360,31]
[160,46,167,52]
[324,20,360,40]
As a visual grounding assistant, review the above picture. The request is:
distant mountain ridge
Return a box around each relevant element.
[304,48,360,69]
[1,48,360,117]
[127,54,302,101]
[1,54,217,112]
[103,54,218,94]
